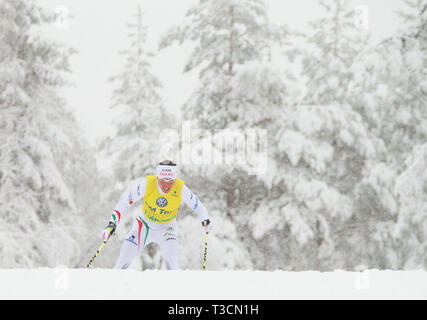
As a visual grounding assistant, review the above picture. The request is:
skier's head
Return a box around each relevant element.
[157,160,177,194]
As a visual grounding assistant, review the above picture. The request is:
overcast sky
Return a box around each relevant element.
[38,0,406,147]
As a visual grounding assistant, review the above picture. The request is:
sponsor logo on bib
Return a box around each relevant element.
[156,197,168,207]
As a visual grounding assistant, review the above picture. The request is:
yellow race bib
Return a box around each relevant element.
[141,175,184,224]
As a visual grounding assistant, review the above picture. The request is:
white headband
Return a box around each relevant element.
[157,165,177,180]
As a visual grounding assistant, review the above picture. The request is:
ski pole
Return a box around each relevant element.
[202,232,209,271]
[86,241,107,268]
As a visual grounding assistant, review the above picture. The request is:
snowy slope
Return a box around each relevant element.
[0,269,426,300]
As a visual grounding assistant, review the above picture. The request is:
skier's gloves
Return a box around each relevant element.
[201,219,213,233]
[101,221,116,242]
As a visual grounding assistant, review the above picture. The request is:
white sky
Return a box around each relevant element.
[38,0,406,147]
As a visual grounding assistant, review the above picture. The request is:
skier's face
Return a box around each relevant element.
[157,177,175,194]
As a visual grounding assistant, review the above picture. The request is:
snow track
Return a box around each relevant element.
[0,269,426,299]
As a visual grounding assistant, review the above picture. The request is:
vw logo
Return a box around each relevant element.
[156,197,168,207]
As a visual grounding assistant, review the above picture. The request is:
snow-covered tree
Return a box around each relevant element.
[159,0,295,270]
[219,0,378,271]
[0,0,103,267]
[101,6,169,183]
[295,0,370,105]
[218,0,391,271]
[350,12,427,161]
[159,0,289,129]
[346,5,427,269]
[246,102,382,270]
[396,0,427,28]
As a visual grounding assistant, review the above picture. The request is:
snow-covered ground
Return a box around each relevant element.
[1,269,426,299]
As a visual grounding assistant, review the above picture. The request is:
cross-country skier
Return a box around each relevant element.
[101,160,212,270]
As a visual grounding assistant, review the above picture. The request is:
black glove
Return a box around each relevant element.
[101,221,117,242]
[201,219,213,233]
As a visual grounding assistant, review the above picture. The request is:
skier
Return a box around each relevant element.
[101,160,212,270]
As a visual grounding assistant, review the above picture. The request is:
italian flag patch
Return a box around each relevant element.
[112,210,121,224]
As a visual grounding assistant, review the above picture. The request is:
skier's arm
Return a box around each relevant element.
[109,178,147,227]
[181,184,210,223]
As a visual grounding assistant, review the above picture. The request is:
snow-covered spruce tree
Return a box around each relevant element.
[243,0,381,271]
[247,103,382,271]
[347,6,427,269]
[396,0,427,28]
[0,0,102,267]
[295,0,370,105]
[101,6,168,183]
[34,90,109,268]
[99,6,171,270]
[159,0,292,270]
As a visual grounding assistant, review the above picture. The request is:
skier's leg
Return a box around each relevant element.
[158,224,180,270]
[113,219,147,269]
